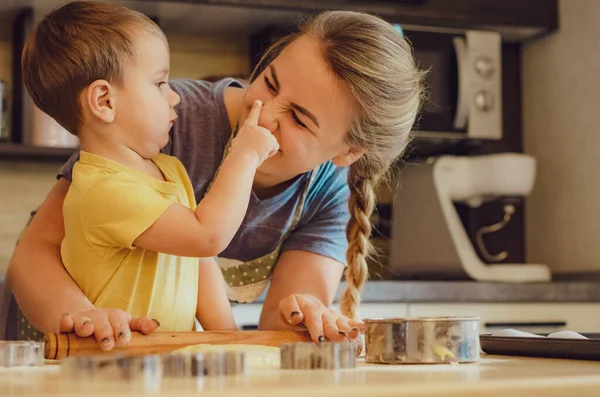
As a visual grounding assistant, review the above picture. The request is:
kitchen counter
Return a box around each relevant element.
[4,278,600,309]
[222,280,600,304]
[324,280,600,303]
[2,355,600,397]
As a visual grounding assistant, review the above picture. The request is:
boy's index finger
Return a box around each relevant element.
[244,100,262,127]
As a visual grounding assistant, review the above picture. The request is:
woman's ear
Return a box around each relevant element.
[332,146,366,167]
[84,80,116,123]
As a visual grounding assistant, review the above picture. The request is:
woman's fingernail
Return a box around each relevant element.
[290,311,300,318]
[82,320,92,326]
[318,335,326,343]
[352,327,360,332]
[118,332,130,340]
[101,337,112,345]
[338,331,347,337]
[152,319,161,327]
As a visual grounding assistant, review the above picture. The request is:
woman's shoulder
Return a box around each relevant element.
[169,78,245,110]
[162,78,245,161]
[308,162,350,200]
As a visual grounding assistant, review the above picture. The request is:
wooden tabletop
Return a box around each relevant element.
[2,354,600,397]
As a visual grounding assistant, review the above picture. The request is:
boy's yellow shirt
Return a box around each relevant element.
[61,151,198,331]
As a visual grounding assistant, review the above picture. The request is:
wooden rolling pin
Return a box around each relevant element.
[44,330,312,360]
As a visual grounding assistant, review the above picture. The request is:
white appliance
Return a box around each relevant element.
[389,153,551,283]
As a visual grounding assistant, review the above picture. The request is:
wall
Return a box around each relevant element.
[523,0,600,275]
[0,25,250,275]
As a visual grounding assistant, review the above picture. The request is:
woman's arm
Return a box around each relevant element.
[7,179,92,330]
[258,250,362,342]
[6,178,157,349]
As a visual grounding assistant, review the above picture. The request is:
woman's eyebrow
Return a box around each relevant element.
[269,65,281,91]
[269,65,320,128]
[290,103,320,128]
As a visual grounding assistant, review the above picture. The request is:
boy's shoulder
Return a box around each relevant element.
[69,152,186,196]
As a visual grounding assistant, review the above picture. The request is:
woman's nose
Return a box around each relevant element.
[258,101,279,133]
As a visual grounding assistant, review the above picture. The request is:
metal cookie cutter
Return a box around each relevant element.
[364,316,480,364]
[60,350,245,381]
[280,342,357,370]
[60,354,162,382]
[167,351,245,377]
[0,341,45,367]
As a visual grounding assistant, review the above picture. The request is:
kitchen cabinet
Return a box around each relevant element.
[138,0,559,41]
[0,143,74,162]
[0,0,559,42]
[0,0,558,162]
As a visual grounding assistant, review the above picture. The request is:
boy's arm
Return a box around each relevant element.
[195,257,237,331]
[133,100,278,258]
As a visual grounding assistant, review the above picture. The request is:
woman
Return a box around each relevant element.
[6,9,423,349]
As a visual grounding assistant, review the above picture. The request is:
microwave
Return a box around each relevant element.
[250,26,503,142]
[401,27,503,141]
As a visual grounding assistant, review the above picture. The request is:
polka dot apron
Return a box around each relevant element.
[206,125,318,304]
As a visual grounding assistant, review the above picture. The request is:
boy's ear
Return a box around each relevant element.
[332,145,366,167]
[84,79,116,123]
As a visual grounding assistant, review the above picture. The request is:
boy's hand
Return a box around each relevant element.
[59,308,160,351]
[231,100,279,166]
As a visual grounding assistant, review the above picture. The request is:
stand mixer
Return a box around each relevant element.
[389,153,551,283]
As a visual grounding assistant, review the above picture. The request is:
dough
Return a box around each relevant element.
[491,329,544,338]
[491,329,588,340]
[174,344,281,370]
[547,331,588,339]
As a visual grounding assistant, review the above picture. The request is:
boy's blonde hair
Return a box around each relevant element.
[251,11,425,320]
[22,1,166,135]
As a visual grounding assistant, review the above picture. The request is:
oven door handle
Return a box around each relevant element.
[452,36,469,130]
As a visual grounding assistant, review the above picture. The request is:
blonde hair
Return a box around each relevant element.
[251,11,424,320]
[22,1,166,135]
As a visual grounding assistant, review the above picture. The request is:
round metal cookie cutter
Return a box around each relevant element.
[364,316,480,364]
[0,341,45,367]
[280,341,357,370]
[60,350,245,381]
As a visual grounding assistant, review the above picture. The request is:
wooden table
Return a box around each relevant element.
[2,354,600,397]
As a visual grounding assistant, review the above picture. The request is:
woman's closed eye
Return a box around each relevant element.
[291,111,307,129]
[156,81,167,88]
[264,75,308,129]
[264,76,277,93]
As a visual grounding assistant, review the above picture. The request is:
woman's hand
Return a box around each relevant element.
[59,309,160,351]
[278,294,365,343]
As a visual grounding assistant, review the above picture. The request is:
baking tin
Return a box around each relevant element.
[480,332,600,361]
[364,317,480,364]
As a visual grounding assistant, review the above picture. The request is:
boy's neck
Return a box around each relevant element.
[79,130,165,181]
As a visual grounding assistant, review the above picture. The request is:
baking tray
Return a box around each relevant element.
[480,333,600,361]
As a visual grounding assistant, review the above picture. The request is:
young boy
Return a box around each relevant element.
[21,1,278,341]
